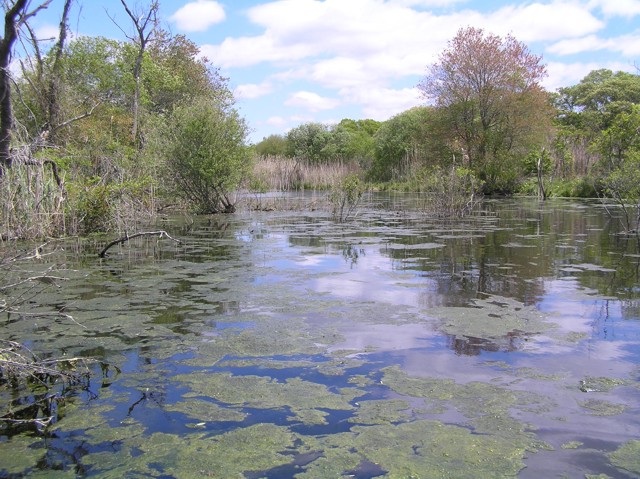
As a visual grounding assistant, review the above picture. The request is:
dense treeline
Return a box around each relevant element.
[255,29,640,208]
[1,1,639,239]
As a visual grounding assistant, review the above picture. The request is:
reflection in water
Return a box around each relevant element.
[2,195,640,478]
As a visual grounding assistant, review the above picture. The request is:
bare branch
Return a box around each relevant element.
[99,230,181,257]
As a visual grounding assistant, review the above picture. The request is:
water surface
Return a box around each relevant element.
[1,194,639,478]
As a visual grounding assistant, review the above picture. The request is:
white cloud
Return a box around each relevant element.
[482,1,604,42]
[267,116,287,126]
[170,0,225,32]
[200,33,316,68]
[543,61,636,90]
[549,31,640,57]
[350,86,423,120]
[285,91,341,112]
[34,24,59,41]
[588,0,640,17]
[234,82,273,100]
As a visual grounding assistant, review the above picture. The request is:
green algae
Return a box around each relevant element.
[175,372,363,424]
[430,295,553,342]
[608,440,640,475]
[164,398,247,423]
[0,435,46,475]
[579,376,628,393]
[578,399,626,416]
[351,420,527,478]
[167,424,299,478]
[350,399,412,425]
[561,441,583,449]
[381,366,552,419]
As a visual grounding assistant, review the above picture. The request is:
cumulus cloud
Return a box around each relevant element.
[588,0,640,17]
[549,31,640,57]
[482,2,604,42]
[170,0,225,32]
[198,0,633,137]
[543,60,636,90]
[285,91,341,112]
[234,82,273,100]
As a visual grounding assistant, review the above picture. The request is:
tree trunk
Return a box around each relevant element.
[0,0,29,175]
[46,0,72,143]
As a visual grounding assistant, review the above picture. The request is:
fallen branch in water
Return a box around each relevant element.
[99,230,181,258]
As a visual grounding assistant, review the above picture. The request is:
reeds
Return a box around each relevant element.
[0,158,66,240]
[252,155,361,191]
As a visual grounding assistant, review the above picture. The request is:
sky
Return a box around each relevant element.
[30,0,640,143]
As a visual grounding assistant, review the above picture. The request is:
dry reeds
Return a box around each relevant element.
[252,155,361,191]
[0,158,66,240]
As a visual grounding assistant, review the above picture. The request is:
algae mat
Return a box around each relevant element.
[1,196,640,478]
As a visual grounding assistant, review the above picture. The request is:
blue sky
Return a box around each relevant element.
[31,0,640,143]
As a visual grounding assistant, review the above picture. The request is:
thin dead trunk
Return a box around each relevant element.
[0,0,52,176]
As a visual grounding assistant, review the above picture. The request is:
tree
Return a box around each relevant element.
[286,122,335,163]
[116,0,159,145]
[332,118,380,165]
[369,107,442,181]
[152,97,249,214]
[418,27,552,192]
[555,69,640,175]
[255,134,287,157]
[0,0,51,174]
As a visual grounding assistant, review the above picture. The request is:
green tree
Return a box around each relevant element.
[255,134,287,157]
[332,119,380,166]
[369,107,441,181]
[418,27,552,193]
[555,69,640,176]
[286,122,335,163]
[151,97,249,214]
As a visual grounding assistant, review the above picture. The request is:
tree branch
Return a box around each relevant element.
[99,230,181,258]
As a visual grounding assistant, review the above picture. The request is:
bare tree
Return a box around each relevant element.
[45,0,71,143]
[117,0,159,146]
[0,0,52,175]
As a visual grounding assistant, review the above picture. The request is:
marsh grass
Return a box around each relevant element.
[0,160,66,240]
[252,155,360,191]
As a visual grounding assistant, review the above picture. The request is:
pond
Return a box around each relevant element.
[1,194,640,478]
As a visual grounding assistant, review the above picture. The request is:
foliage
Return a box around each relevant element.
[150,97,249,214]
[286,122,337,164]
[254,134,288,157]
[419,27,553,194]
[369,107,443,182]
[418,165,483,217]
[329,174,364,222]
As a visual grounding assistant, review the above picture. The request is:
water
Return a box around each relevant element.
[1,194,639,478]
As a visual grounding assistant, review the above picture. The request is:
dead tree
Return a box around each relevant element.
[116,0,159,146]
[0,0,52,176]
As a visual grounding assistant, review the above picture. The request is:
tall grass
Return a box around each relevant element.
[1,160,66,240]
[252,155,361,191]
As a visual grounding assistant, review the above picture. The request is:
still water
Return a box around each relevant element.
[1,194,639,478]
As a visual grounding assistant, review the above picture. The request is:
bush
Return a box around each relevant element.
[151,98,249,214]
[329,174,364,222]
[419,166,483,217]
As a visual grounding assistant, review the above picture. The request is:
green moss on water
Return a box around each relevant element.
[579,377,628,393]
[168,424,298,478]
[176,372,363,423]
[350,399,412,425]
[351,420,527,478]
[431,295,553,341]
[609,440,640,475]
[0,435,45,475]
[164,398,246,422]
[579,399,626,416]
[561,441,583,449]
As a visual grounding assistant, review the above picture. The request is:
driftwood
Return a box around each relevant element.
[99,230,181,258]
